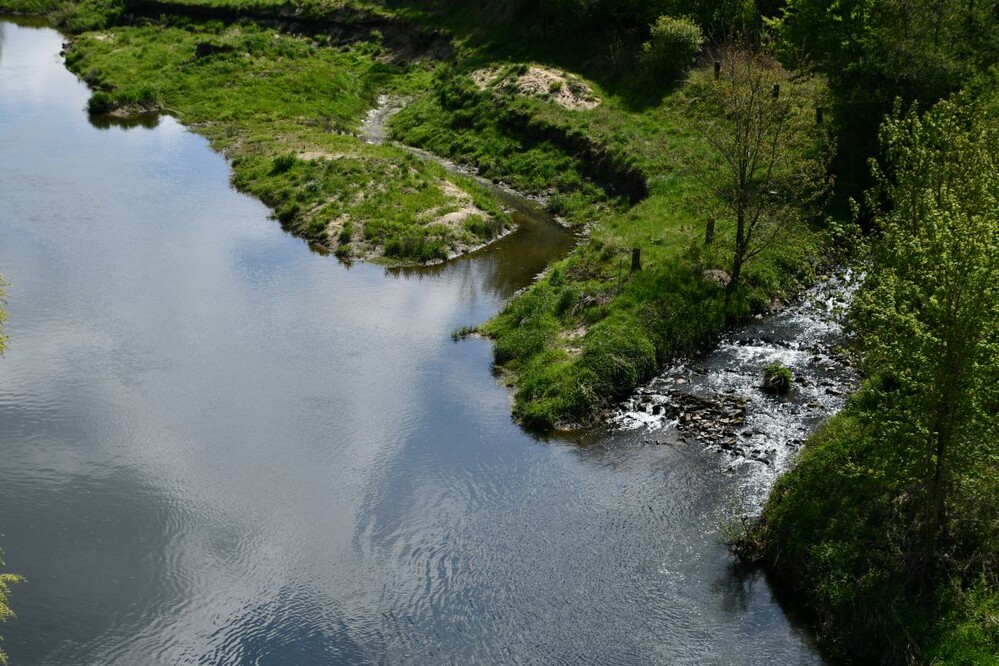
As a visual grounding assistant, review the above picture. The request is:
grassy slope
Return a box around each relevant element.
[748,404,999,664]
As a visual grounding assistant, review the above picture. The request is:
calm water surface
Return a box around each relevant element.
[0,21,823,664]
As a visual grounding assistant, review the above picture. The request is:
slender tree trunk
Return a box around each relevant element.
[924,340,964,567]
[726,208,746,305]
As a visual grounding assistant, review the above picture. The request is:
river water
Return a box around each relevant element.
[0,21,826,665]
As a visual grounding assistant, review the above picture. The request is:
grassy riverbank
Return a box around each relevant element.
[59,16,512,263]
[744,405,999,663]
[389,50,829,429]
[13,0,833,429]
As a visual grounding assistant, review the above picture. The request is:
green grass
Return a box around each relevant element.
[63,22,511,262]
[0,0,65,13]
[391,54,828,429]
[747,404,999,664]
[17,0,832,424]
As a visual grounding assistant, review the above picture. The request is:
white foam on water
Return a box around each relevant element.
[612,269,862,508]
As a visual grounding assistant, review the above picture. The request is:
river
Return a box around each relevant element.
[0,20,825,664]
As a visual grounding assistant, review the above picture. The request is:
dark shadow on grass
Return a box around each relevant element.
[383,0,687,112]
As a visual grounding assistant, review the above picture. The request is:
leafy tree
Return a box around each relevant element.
[700,45,829,301]
[771,0,999,188]
[853,93,999,568]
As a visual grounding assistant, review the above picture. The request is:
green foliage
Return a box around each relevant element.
[855,92,999,562]
[639,15,704,81]
[751,89,999,663]
[85,90,114,115]
[762,363,791,393]
[0,542,21,664]
[64,23,506,263]
[58,0,122,32]
[0,0,66,14]
[752,401,999,662]
[771,0,999,189]
[270,153,297,175]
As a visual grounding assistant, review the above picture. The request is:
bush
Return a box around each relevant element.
[338,221,353,245]
[271,153,297,175]
[639,15,704,81]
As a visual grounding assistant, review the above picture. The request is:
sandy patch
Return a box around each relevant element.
[471,65,601,111]
[470,67,503,89]
[421,180,487,230]
[560,325,589,357]
[298,151,348,161]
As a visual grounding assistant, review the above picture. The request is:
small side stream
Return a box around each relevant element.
[609,269,861,506]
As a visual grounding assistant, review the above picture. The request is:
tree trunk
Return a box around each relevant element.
[726,210,746,305]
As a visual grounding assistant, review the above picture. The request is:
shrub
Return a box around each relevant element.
[639,15,704,81]
[271,153,297,175]
[338,221,353,244]
[277,202,300,225]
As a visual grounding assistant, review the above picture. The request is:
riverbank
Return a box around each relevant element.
[11,0,837,430]
[400,63,830,430]
[739,87,999,664]
[742,404,999,664]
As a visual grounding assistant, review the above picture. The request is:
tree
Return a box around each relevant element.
[853,93,999,567]
[639,15,704,81]
[771,0,999,190]
[700,45,829,300]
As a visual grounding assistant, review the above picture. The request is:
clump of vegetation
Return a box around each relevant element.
[270,153,297,175]
[639,15,704,81]
[451,324,478,340]
[0,553,20,666]
[62,23,509,263]
[747,91,999,663]
[762,363,792,394]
